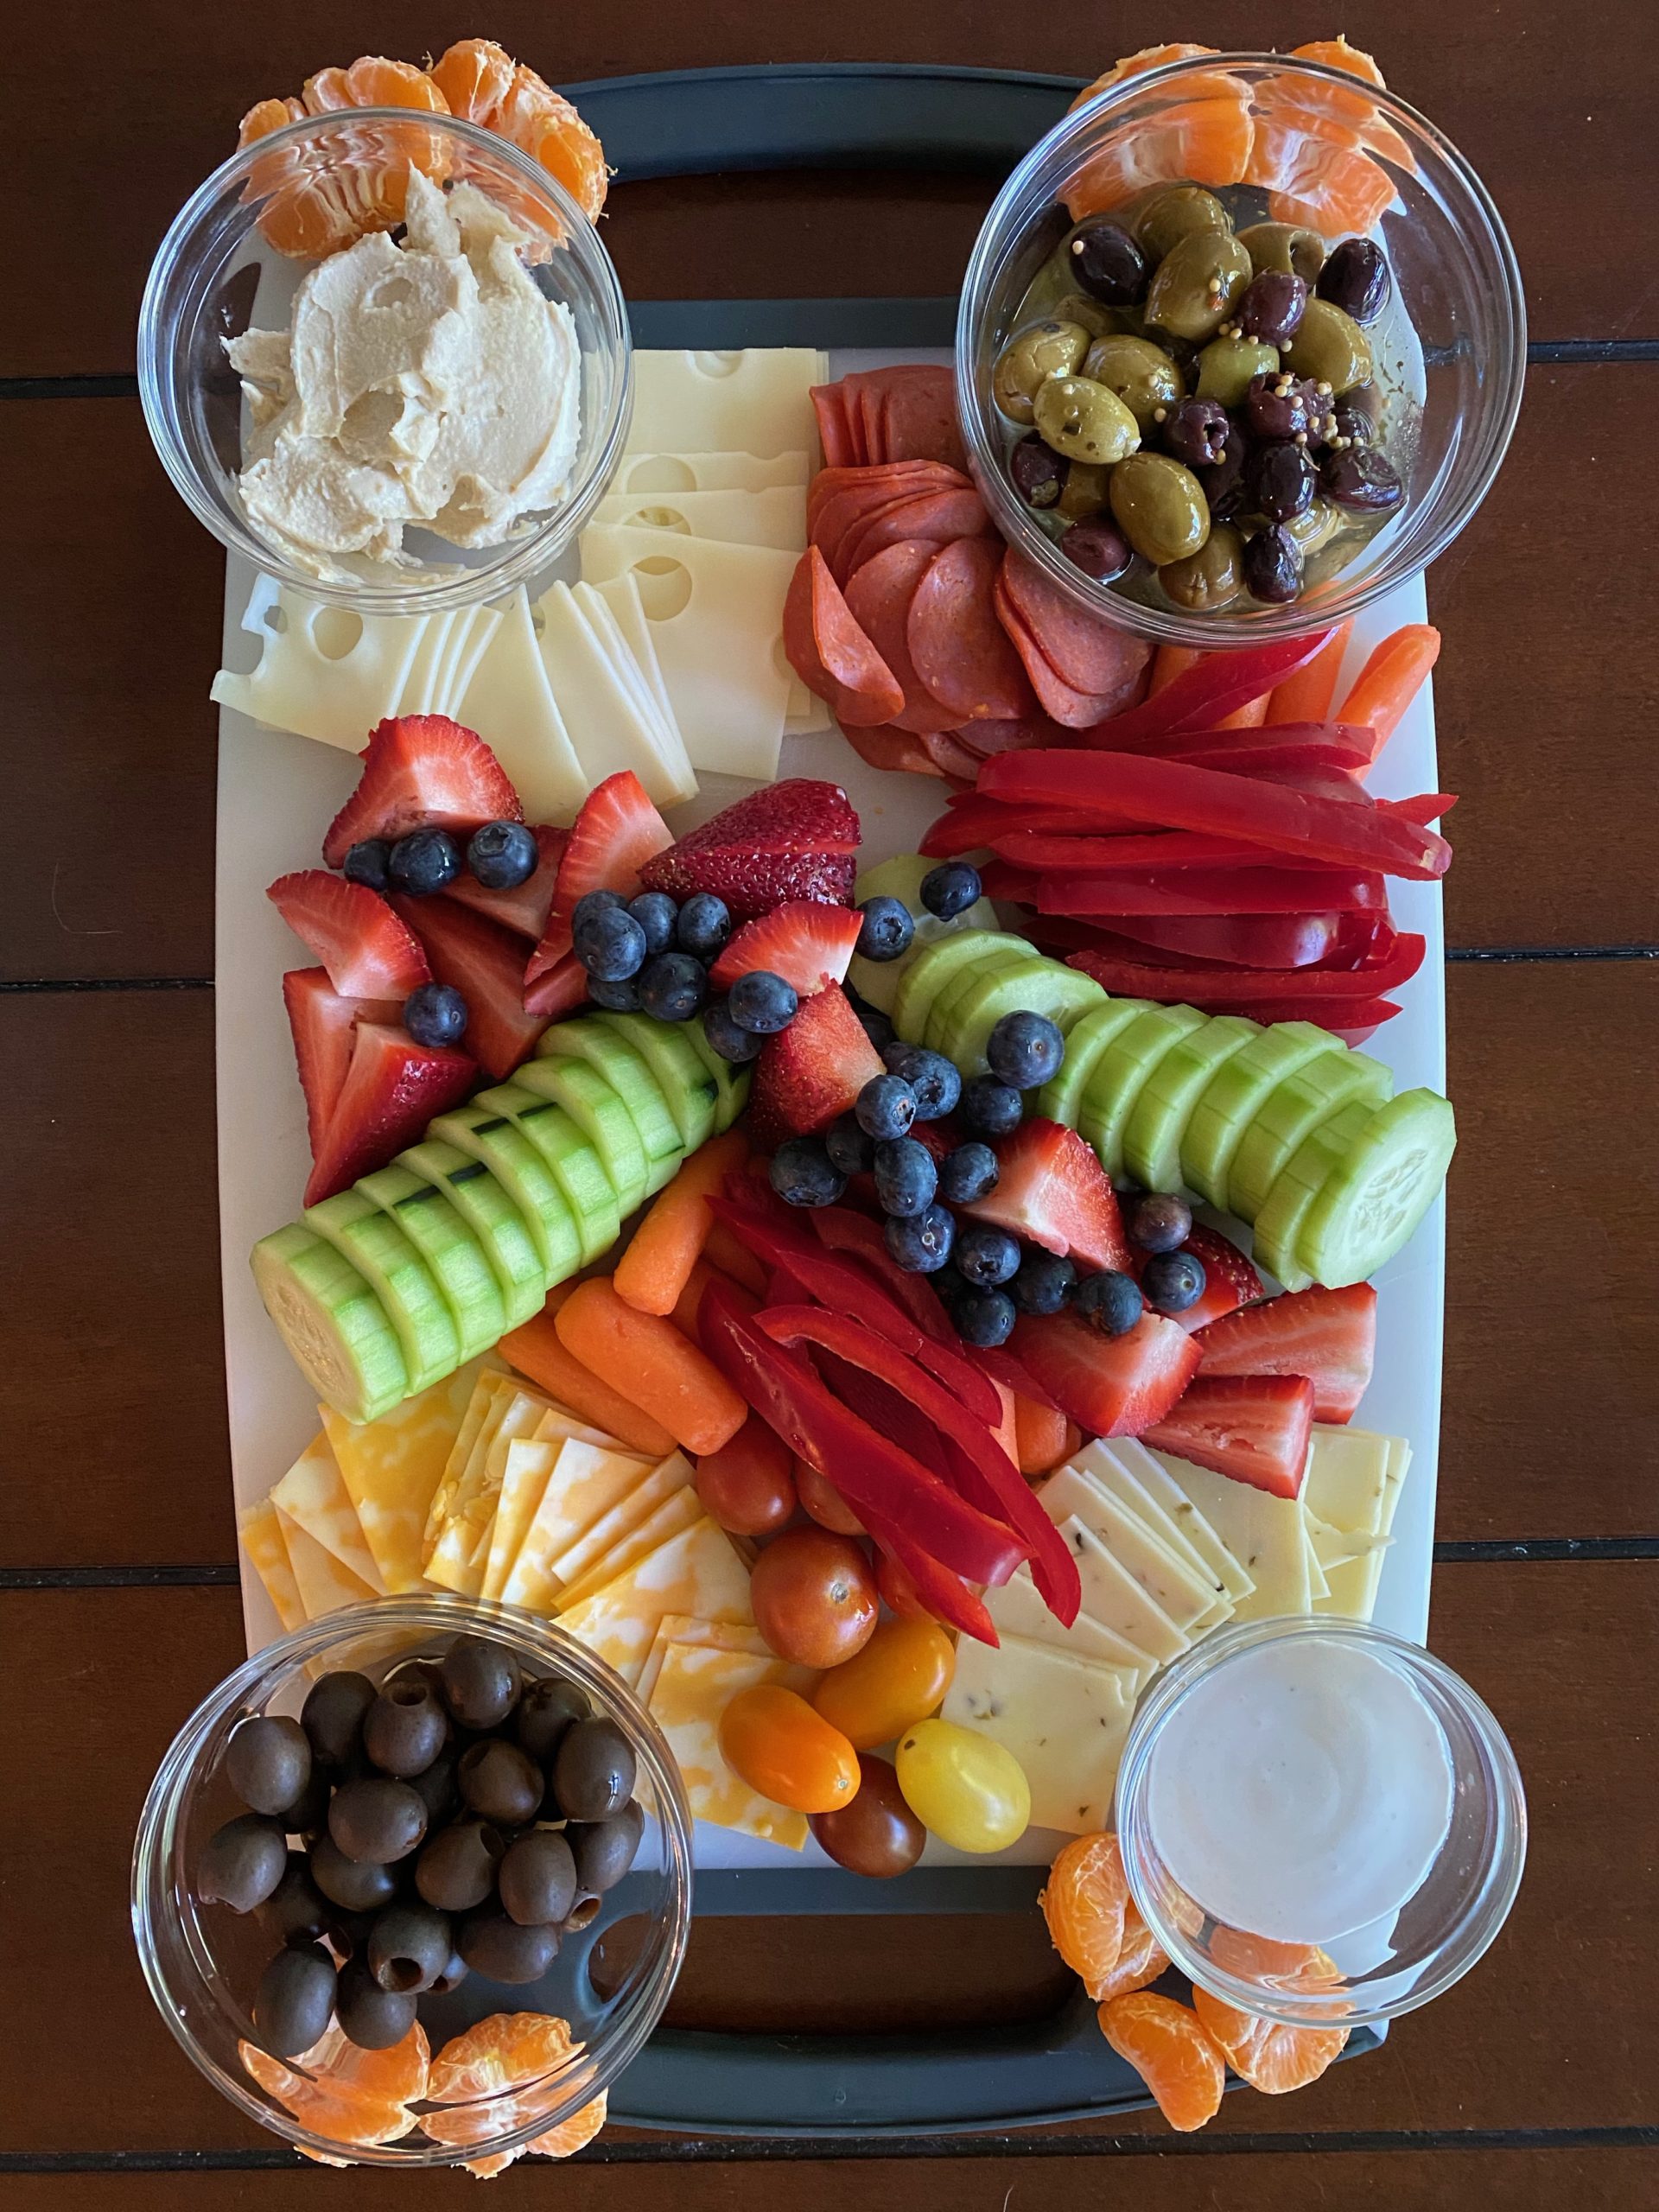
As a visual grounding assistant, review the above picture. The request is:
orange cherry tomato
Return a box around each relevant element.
[749,1527,878,1669]
[695,1418,797,1537]
[812,1618,956,1751]
[793,1458,867,1536]
[875,1550,930,1620]
[718,1686,861,1815]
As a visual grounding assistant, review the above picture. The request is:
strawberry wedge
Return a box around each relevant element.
[639,779,859,921]
[321,715,522,869]
[963,1118,1132,1273]
[746,983,884,1147]
[1194,1283,1377,1421]
[1143,1374,1316,1499]
[1009,1308,1201,1438]
[442,825,567,939]
[303,1021,476,1206]
[281,967,404,1156]
[391,894,557,1079]
[1173,1225,1265,1333]
[526,771,672,980]
[267,871,430,998]
[709,901,864,996]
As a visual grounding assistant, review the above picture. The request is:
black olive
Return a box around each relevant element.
[440,1637,521,1730]
[260,1851,332,1944]
[199,1815,289,1914]
[1243,370,1322,442]
[1059,519,1132,582]
[1322,444,1404,513]
[366,1901,454,1993]
[281,1763,331,1841]
[335,1956,417,2051]
[308,1833,398,1912]
[363,1681,448,1778]
[416,1817,505,1912]
[513,1676,589,1764]
[327,1777,428,1865]
[1317,238,1391,325]
[431,1948,470,1994]
[301,1671,376,1767]
[553,1719,637,1823]
[1066,219,1148,307]
[458,1738,543,1826]
[1008,432,1068,509]
[1161,396,1230,469]
[407,1745,460,1827]
[563,1893,603,1933]
[1238,270,1308,348]
[457,1911,561,1985]
[253,1941,337,2058]
[225,1715,313,1818]
[499,1831,578,1928]
[1242,523,1304,604]
[1249,441,1317,524]
[569,1802,645,1895]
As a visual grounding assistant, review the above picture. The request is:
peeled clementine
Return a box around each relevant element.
[1098,1991,1227,2133]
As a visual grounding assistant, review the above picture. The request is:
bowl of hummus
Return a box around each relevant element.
[139,108,632,613]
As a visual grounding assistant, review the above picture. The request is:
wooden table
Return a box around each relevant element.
[3,3,1656,2205]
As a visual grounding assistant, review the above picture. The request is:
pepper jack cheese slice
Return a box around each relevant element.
[636,1614,772,1708]
[983,1566,1157,1686]
[240,1499,306,1634]
[1151,1453,1314,1620]
[270,1433,387,1596]
[321,1357,499,1594]
[1106,1439,1256,1604]
[1054,1516,1191,1665]
[1073,1439,1254,1604]
[1039,1466,1224,1631]
[556,1516,753,1688]
[615,450,812,494]
[648,1642,810,1847]
[276,1508,378,1621]
[943,1634,1136,1837]
[623,350,827,461]
[1301,1426,1408,1541]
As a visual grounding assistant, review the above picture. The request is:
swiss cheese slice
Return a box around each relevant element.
[270,1433,387,1596]
[480,1437,561,1602]
[546,1452,694,1590]
[240,1499,306,1634]
[211,575,427,750]
[1151,1453,1313,1620]
[624,350,826,461]
[500,1437,658,1611]
[568,581,694,793]
[943,1634,1135,1836]
[320,1357,497,1594]
[615,450,811,494]
[556,1517,753,1688]
[589,573,677,741]
[454,588,587,824]
[1072,1439,1253,1604]
[984,1566,1156,1684]
[636,1613,772,1707]
[554,1484,703,1611]
[1055,1516,1191,1665]
[1039,1466,1224,1631]
[535,580,697,807]
[276,1508,378,1620]
[589,486,808,552]
[648,1642,810,1847]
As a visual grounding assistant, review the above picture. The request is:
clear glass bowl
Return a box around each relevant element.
[1115,1617,1526,2028]
[131,1598,692,2167]
[957,53,1526,646]
[138,109,632,614]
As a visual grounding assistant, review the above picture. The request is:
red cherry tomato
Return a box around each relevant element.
[810,1753,925,1876]
[876,1550,930,1620]
[695,1417,797,1537]
[719,1686,861,1814]
[793,1458,868,1536]
[750,1527,879,1669]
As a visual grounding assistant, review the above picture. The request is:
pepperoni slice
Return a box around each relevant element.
[844,541,962,735]
[836,487,993,585]
[783,548,905,729]
[840,366,967,470]
[907,537,1036,723]
[838,720,979,785]
[1000,546,1153,709]
[808,461,963,535]
[810,384,860,470]
[811,480,932,575]
[991,564,1128,728]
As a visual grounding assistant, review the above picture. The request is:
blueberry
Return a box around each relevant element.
[957,1076,1024,1141]
[702,997,764,1063]
[574,906,648,982]
[931,1262,969,1313]
[986,1011,1065,1090]
[845,987,895,1054]
[1142,1249,1207,1316]
[855,1074,918,1143]
[886,1204,956,1273]
[638,952,708,1024]
[825,1116,874,1178]
[955,1222,1021,1287]
[676,893,732,960]
[938,1142,1000,1206]
[874,1137,938,1219]
[1010,1249,1077,1316]
[343,839,391,892]
[855,896,915,963]
[402,982,468,1049]
[955,1285,1016,1348]
[919,862,982,920]
[1074,1268,1145,1337]
[728,969,798,1034]
[882,1043,961,1121]
[1127,1192,1192,1254]
[627,891,679,956]
[466,821,537,890]
[588,974,643,1014]
[769,1137,845,1209]
[571,890,626,926]
[388,829,461,898]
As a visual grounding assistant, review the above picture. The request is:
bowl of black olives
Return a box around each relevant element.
[132,1599,692,2167]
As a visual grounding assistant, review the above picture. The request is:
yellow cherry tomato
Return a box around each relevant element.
[895,1719,1031,1853]
[811,1618,956,1751]
[718,1686,861,1815]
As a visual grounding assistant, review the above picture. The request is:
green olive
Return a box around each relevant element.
[1109,452,1210,567]
[1079,334,1185,431]
[1145,230,1254,343]
[1286,497,1342,557]
[992,319,1091,426]
[1049,289,1129,340]
[1160,523,1243,610]
[1056,460,1114,522]
[1285,298,1372,394]
[1194,334,1281,408]
[1237,221,1326,285]
[1033,375,1141,465]
[1133,183,1232,264]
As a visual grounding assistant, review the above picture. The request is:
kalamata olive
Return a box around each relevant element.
[458,1911,561,1985]
[569,1802,645,1895]
[1161,396,1230,469]
[1332,402,1374,448]
[499,1830,578,1927]
[563,1893,604,1933]
[200,1815,289,1913]
[366,1901,454,1993]
[553,1719,638,1822]
[1318,237,1391,325]
[1242,523,1304,604]
[458,1738,543,1826]
[416,1817,505,1911]
[301,1671,376,1768]
[1238,270,1308,348]
[261,1851,332,1944]
[308,1833,398,1912]
[1322,445,1404,513]
[407,1745,459,1827]
[1243,370,1321,442]
[1060,519,1133,582]
[1205,423,1249,519]
[336,1956,418,2050]
[1008,432,1068,509]
[514,1676,590,1764]
[225,1715,313,1818]
[254,1941,337,2058]
[1249,441,1318,524]
[1066,218,1148,306]
[327,1776,428,1865]
[363,1681,448,1779]
[431,1949,470,1994]
[440,1637,522,1730]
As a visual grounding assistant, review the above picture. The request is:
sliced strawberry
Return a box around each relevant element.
[1173,1224,1265,1333]
[639,779,859,922]
[747,983,885,1147]
[522,949,592,1021]
[526,771,672,980]
[709,901,864,996]
[391,894,550,1080]
[1008,1308,1200,1438]
[1144,1373,1316,1499]
[321,715,523,868]
[1194,1283,1377,1421]
[442,825,567,939]
[267,870,430,998]
[282,967,404,1156]
[963,1117,1131,1273]
[303,1021,477,1206]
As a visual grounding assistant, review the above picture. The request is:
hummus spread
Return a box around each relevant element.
[226,169,582,579]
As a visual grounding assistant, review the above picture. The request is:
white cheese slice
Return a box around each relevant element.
[1106,1439,1256,1603]
[984,1566,1157,1685]
[568,580,696,799]
[943,1634,1135,1837]
[546,1452,694,1588]
[1054,1516,1191,1665]
[454,588,588,824]
[431,601,502,718]
[588,573,679,741]
[320,1357,499,1594]
[480,1437,561,1601]
[1071,1439,1251,1604]
[240,1499,307,1633]
[1039,1468,1221,1632]
[648,1642,810,1847]
[535,579,698,807]
[1151,1453,1313,1620]
[270,1432,387,1596]
[615,450,811,494]
[399,610,464,715]
[624,350,825,461]
[275,1507,378,1620]
[556,1516,753,1688]
[636,1613,772,1707]
[211,575,427,750]
[590,485,808,552]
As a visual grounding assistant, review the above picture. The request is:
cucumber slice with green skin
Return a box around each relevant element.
[428,1105,584,1282]
[356,1162,507,1360]
[538,1021,685,1194]
[846,854,1001,1015]
[473,1084,620,1264]
[1250,1097,1378,1290]
[1035,997,1158,1128]
[939,961,1109,1077]
[1122,1015,1263,1195]
[304,1190,461,1396]
[684,1017,751,1135]
[892,930,1014,1046]
[251,1223,409,1423]
[1078,1004,1209,1181]
[1297,1088,1458,1288]
[514,1056,650,1217]
[1181,1020,1336,1213]
[588,1011,718,1151]
[1226,1047,1394,1224]
[398,1141,545,1327]
[924,945,1047,1057]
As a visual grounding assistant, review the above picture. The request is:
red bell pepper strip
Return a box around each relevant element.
[867,1522,1000,1645]
[922,798,1130,858]
[1107,910,1344,970]
[1168,741,1371,779]
[808,1205,957,1344]
[756,1305,1081,1627]
[1065,931,1424,1003]
[814,1345,953,1480]
[993,828,1294,874]
[969,1341,1065,1414]
[1388,793,1458,825]
[1036,868,1388,917]
[1149,718,1374,757]
[1077,632,1335,751]
[698,1282,1027,1586]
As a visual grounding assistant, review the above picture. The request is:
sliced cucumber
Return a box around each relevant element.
[1181,1020,1335,1213]
[398,1140,545,1327]
[250,1223,409,1423]
[538,1020,685,1194]
[1122,1015,1262,1195]
[356,1162,507,1360]
[1226,1047,1393,1224]
[514,1056,650,1217]
[588,1010,718,1151]
[304,1191,461,1396]
[892,930,1014,1045]
[1297,1088,1457,1288]
[919,942,1039,1054]
[1079,1004,1208,1179]
[1035,997,1156,1127]
[1249,1098,1378,1290]
[938,960,1108,1077]
[684,1016,751,1134]
[845,854,1001,1014]
[473,1083,620,1265]
[428,1105,583,1283]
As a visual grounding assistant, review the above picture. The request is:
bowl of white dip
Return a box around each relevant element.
[139,108,631,613]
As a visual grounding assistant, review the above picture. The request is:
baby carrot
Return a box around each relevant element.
[556,1278,749,1456]
[613,1129,750,1316]
[1338,624,1441,761]
[1014,1394,1071,1476]
[671,1259,760,1338]
[1211,694,1271,731]
[1149,644,1203,695]
[703,1217,770,1296]
[1266,618,1352,726]
[498,1308,675,1457]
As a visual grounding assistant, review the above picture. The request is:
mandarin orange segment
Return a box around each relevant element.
[299,55,448,117]
[428,2012,579,2102]
[526,2088,609,2158]
[1070,45,1229,109]
[1192,1986,1350,2094]
[1207,1929,1348,1991]
[495,66,608,221]
[1095,1908,1171,2003]
[238,2033,422,2150]
[241,54,450,258]
[1098,1992,1227,2133]
[429,37,518,125]
[1039,1831,1129,1998]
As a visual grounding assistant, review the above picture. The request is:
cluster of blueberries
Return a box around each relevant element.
[570,887,758,1035]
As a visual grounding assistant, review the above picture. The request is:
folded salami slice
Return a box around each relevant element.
[906,537,1036,724]
[783,547,905,729]
[838,719,979,785]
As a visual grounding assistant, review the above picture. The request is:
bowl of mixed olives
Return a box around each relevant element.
[132,1599,692,2166]
[957,52,1525,642]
